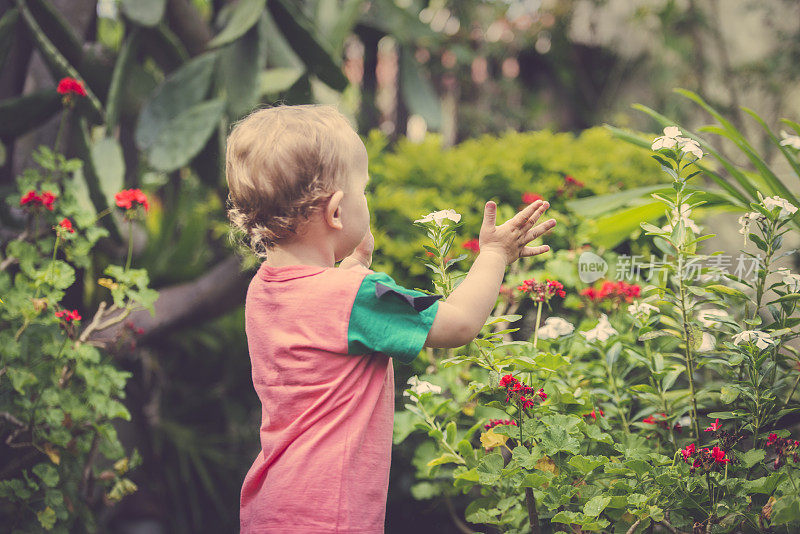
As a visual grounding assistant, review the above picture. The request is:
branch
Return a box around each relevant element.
[443,494,475,534]
[87,254,253,347]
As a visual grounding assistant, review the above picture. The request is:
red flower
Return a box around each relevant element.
[58,218,74,233]
[55,309,81,322]
[19,190,56,211]
[681,443,696,461]
[115,188,150,212]
[538,388,547,401]
[564,175,584,188]
[643,413,667,426]
[704,418,721,432]
[585,408,605,420]
[522,192,543,204]
[57,77,87,97]
[499,374,518,388]
[767,433,778,446]
[484,419,517,430]
[518,279,566,303]
[582,280,640,304]
[462,238,480,253]
[711,446,730,464]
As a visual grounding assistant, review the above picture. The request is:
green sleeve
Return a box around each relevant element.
[347,272,440,364]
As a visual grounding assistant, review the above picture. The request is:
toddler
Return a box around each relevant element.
[225,105,555,533]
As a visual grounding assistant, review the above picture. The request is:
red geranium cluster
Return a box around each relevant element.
[499,374,546,409]
[522,192,543,204]
[57,77,87,97]
[581,280,640,304]
[681,443,731,472]
[642,412,682,432]
[704,418,721,432]
[584,408,604,421]
[55,309,81,322]
[115,188,150,212]
[57,218,74,234]
[517,279,566,303]
[20,190,56,211]
[462,238,480,253]
[556,175,585,197]
[484,419,518,430]
[766,433,799,469]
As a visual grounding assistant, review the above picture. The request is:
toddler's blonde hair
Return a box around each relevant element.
[225,104,361,258]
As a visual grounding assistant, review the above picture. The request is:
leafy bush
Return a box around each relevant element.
[364,127,665,287]
[0,123,156,530]
[396,118,800,532]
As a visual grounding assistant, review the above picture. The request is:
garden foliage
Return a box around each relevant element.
[397,111,800,533]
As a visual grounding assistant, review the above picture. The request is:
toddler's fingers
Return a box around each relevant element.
[520,244,550,257]
[512,200,544,228]
[520,201,549,230]
[481,201,497,230]
[523,218,557,242]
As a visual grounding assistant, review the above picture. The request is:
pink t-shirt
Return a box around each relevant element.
[240,262,438,533]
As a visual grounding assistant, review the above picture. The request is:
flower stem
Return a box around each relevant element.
[532,300,543,350]
[54,109,68,157]
[125,219,133,272]
[525,487,540,534]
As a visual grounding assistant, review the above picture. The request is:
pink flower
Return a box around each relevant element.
[704,419,721,432]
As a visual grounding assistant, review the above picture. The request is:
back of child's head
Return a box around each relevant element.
[225,104,360,259]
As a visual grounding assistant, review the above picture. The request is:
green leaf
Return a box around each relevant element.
[567,184,671,218]
[476,453,504,485]
[705,284,748,299]
[33,463,59,487]
[209,0,266,48]
[267,0,348,91]
[583,495,612,518]
[218,21,265,119]
[120,0,166,27]
[539,426,580,455]
[738,448,765,469]
[771,495,800,525]
[427,453,463,467]
[568,455,607,475]
[135,53,217,151]
[7,367,38,394]
[533,351,569,372]
[720,385,740,404]
[588,202,665,249]
[0,7,20,72]
[0,89,61,137]
[37,506,56,529]
[399,46,442,130]
[146,99,226,172]
[105,28,141,132]
[90,137,125,209]
[259,67,305,95]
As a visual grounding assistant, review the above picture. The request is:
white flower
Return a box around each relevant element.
[403,376,442,397]
[414,209,462,226]
[779,130,800,149]
[781,271,800,293]
[662,205,701,234]
[676,137,704,159]
[537,317,575,339]
[628,301,658,319]
[697,332,715,353]
[732,330,776,350]
[698,309,727,328]
[580,314,618,343]
[651,126,681,150]
[761,195,798,219]
[738,212,761,236]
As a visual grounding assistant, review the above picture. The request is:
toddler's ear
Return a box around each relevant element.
[324,190,344,230]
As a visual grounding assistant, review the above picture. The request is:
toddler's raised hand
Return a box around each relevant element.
[478,199,555,265]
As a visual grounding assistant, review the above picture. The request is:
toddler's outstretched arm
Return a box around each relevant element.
[425,200,555,348]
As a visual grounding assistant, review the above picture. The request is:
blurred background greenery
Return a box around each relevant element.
[1,0,799,532]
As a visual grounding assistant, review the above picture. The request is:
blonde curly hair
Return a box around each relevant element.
[225,104,361,259]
